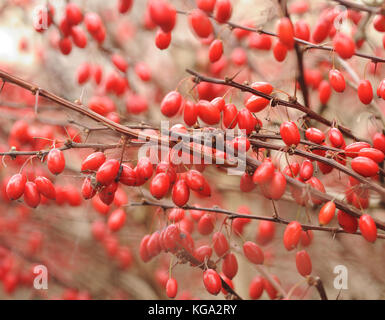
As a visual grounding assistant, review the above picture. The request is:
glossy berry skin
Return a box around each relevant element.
[209,39,223,63]
[318,80,331,104]
[194,245,213,263]
[337,210,358,233]
[197,100,220,125]
[203,269,222,295]
[243,241,264,264]
[245,82,273,113]
[24,182,40,208]
[377,79,385,98]
[273,40,287,62]
[344,142,371,158]
[261,171,287,201]
[318,201,336,226]
[81,152,106,172]
[357,80,373,105]
[197,214,215,235]
[294,20,310,41]
[280,121,300,147]
[150,173,170,199]
[186,170,205,191]
[277,17,294,49]
[197,0,216,12]
[155,29,171,50]
[333,33,355,59]
[328,128,345,148]
[296,250,312,276]
[172,179,190,207]
[283,221,302,251]
[183,100,198,126]
[214,0,232,24]
[161,91,182,117]
[212,232,229,257]
[166,278,178,298]
[237,109,256,135]
[65,3,83,26]
[136,158,154,181]
[222,253,238,279]
[34,176,56,200]
[188,9,213,38]
[252,159,274,185]
[148,0,176,33]
[351,156,379,177]
[263,275,280,300]
[299,160,313,181]
[108,208,126,232]
[256,220,275,245]
[249,276,264,299]
[305,127,325,144]
[222,103,238,129]
[358,148,385,163]
[119,165,136,186]
[359,214,377,243]
[373,132,385,153]
[96,159,120,185]
[328,69,346,92]
[6,173,27,200]
[47,148,65,175]
[81,177,96,200]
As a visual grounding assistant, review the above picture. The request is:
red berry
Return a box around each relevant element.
[222,253,238,279]
[296,250,312,276]
[318,80,331,104]
[273,40,287,62]
[351,156,379,177]
[305,127,325,144]
[373,14,385,32]
[222,103,238,129]
[197,100,220,125]
[337,210,358,233]
[81,152,106,172]
[24,182,40,208]
[249,276,264,299]
[166,278,178,298]
[148,0,176,33]
[150,173,170,199]
[203,269,222,295]
[136,158,154,181]
[186,170,205,191]
[71,26,87,48]
[34,176,56,200]
[277,17,294,49]
[256,220,275,245]
[209,39,223,63]
[263,275,280,300]
[96,159,120,185]
[194,245,213,263]
[119,164,137,186]
[283,221,302,251]
[294,20,310,41]
[81,177,96,200]
[188,9,213,38]
[252,159,275,185]
[161,91,182,117]
[66,3,83,25]
[155,29,171,49]
[237,108,256,135]
[108,208,126,232]
[318,201,336,226]
[358,148,385,163]
[47,148,65,175]
[299,160,313,181]
[197,0,216,13]
[357,80,373,105]
[359,214,377,243]
[6,174,27,200]
[111,54,129,73]
[183,100,198,126]
[280,121,300,146]
[333,33,355,59]
[172,179,190,207]
[214,0,232,24]
[328,128,345,148]
[243,241,264,264]
[328,69,346,92]
[212,232,229,257]
[197,213,215,235]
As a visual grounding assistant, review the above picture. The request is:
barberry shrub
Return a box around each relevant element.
[0,0,384,301]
